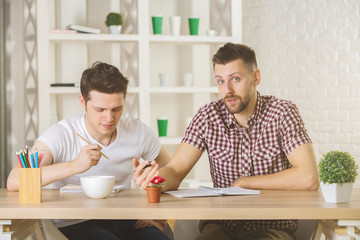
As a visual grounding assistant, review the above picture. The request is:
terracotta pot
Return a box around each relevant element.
[146,186,162,203]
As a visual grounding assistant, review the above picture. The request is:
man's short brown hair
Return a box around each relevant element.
[80,62,129,102]
[212,43,257,72]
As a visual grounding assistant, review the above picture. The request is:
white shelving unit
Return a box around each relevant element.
[36,0,241,184]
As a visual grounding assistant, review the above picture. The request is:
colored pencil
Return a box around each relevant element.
[39,150,45,165]
[30,151,34,168]
[20,150,28,168]
[35,149,39,168]
[16,152,25,168]
[18,152,26,168]
[76,133,109,160]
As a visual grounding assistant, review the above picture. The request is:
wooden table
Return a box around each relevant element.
[0,188,360,239]
[1,188,360,220]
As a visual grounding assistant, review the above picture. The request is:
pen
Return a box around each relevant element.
[76,133,109,160]
[143,163,152,170]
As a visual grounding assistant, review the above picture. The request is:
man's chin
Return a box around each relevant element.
[225,104,246,114]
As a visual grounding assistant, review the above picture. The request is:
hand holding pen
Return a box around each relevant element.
[132,158,160,189]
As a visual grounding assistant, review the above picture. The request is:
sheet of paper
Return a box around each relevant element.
[165,186,260,198]
[199,186,260,195]
[165,189,221,198]
[60,185,125,193]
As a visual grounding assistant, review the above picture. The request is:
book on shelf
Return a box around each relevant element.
[67,24,101,34]
[164,186,260,198]
[60,185,125,193]
[50,83,80,87]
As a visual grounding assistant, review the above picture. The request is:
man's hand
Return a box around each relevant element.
[133,220,167,232]
[132,158,159,189]
[73,144,102,174]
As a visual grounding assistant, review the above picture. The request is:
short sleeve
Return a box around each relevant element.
[181,109,207,152]
[280,104,312,155]
[139,122,161,161]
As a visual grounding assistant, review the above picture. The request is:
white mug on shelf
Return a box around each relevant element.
[182,73,192,87]
[159,73,170,87]
[169,16,181,36]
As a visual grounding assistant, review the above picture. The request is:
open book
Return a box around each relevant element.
[164,186,260,198]
[60,185,125,193]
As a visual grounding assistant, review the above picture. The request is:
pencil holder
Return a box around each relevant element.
[19,168,42,203]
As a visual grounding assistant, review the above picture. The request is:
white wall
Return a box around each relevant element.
[243,0,360,185]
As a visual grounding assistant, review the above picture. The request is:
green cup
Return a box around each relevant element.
[188,17,199,35]
[152,16,163,34]
[157,117,168,137]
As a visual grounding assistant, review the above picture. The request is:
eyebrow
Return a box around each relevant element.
[93,105,123,110]
[215,72,241,78]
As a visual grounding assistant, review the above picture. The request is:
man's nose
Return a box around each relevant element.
[224,81,234,94]
[105,111,114,121]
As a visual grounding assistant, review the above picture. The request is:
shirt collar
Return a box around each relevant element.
[225,91,262,129]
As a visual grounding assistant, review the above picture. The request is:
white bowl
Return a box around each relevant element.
[80,176,115,199]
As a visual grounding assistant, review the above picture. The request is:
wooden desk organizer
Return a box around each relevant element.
[19,168,42,203]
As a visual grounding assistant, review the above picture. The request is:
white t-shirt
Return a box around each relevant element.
[36,115,161,227]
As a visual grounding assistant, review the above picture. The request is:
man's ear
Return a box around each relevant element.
[79,95,86,109]
[254,69,261,86]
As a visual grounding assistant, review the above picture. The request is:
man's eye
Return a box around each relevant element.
[217,80,224,85]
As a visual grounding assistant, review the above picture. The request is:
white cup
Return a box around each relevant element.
[182,73,193,87]
[159,73,170,87]
[169,16,181,36]
[206,29,218,36]
[80,176,115,199]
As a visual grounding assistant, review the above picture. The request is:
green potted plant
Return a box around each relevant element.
[105,12,122,34]
[319,150,358,203]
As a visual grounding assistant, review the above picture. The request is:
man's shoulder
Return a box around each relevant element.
[261,95,296,116]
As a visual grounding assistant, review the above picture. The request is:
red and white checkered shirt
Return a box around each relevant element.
[182,92,312,233]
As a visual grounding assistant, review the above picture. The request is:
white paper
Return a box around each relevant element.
[60,185,125,193]
[165,186,260,198]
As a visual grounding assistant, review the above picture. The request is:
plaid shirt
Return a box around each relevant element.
[182,92,312,233]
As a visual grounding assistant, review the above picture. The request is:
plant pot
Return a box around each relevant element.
[320,182,353,203]
[108,25,122,34]
[146,186,162,203]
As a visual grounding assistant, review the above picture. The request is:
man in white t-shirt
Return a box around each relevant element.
[7,62,171,240]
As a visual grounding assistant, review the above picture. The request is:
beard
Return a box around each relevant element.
[224,94,252,114]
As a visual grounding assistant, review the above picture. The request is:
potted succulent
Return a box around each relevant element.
[146,176,166,203]
[319,150,358,203]
[105,12,122,34]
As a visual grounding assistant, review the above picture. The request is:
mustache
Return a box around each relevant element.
[224,94,240,100]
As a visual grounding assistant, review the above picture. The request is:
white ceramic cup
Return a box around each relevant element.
[169,16,181,35]
[80,176,115,199]
[206,29,218,36]
[159,73,170,87]
[182,73,193,87]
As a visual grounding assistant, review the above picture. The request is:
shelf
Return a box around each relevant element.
[48,33,236,45]
[149,87,218,93]
[48,33,139,43]
[148,35,237,44]
[48,87,218,94]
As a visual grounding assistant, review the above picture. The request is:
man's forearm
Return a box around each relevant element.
[231,167,319,191]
